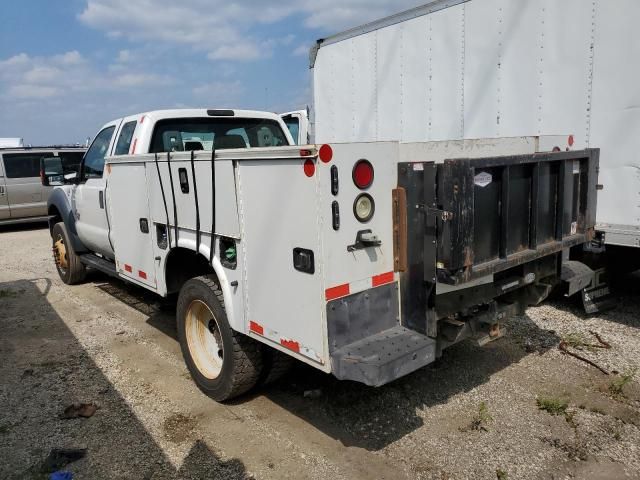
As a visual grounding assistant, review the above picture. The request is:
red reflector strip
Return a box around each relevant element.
[124,264,132,273]
[138,270,147,280]
[249,321,264,335]
[325,283,350,301]
[372,271,395,287]
[281,339,300,353]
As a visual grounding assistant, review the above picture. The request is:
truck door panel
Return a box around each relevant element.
[107,163,157,289]
[74,124,118,258]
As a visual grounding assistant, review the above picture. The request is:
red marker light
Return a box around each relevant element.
[352,159,374,189]
[568,135,575,147]
[319,144,333,163]
[303,159,315,177]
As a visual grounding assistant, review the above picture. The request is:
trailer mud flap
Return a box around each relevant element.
[581,268,615,314]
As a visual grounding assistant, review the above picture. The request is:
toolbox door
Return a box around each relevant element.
[237,158,326,365]
[107,162,158,289]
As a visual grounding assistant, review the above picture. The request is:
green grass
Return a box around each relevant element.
[470,401,493,431]
[609,369,637,397]
[0,289,18,299]
[536,396,569,416]
[496,469,508,480]
[562,333,593,350]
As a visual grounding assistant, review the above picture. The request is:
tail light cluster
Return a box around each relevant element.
[352,159,375,222]
[317,145,376,228]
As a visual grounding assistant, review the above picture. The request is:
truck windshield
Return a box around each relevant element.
[149,118,289,153]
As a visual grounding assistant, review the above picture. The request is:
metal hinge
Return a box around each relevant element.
[416,204,453,221]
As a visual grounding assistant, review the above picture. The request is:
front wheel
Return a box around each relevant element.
[177,275,263,401]
[52,222,86,285]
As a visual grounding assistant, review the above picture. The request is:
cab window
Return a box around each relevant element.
[149,118,288,153]
[282,115,300,145]
[83,126,115,178]
[114,121,137,155]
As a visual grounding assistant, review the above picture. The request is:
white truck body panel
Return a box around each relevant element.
[104,136,568,371]
[311,0,640,247]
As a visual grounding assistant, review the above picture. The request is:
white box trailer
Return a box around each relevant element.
[100,136,598,398]
[311,0,640,250]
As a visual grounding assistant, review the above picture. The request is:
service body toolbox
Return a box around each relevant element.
[105,136,598,390]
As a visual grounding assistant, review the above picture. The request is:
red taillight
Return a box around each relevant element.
[303,159,315,177]
[319,144,333,163]
[352,160,374,189]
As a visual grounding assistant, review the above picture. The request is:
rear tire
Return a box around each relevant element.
[52,222,86,285]
[259,347,294,386]
[177,275,263,401]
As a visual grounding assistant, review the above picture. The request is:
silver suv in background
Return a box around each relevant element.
[0,147,86,225]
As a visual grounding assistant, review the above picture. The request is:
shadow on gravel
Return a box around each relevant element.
[88,275,564,452]
[95,279,179,341]
[260,313,560,451]
[0,221,48,233]
[0,279,249,479]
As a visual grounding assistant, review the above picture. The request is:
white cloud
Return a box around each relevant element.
[117,49,133,63]
[0,50,175,103]
[8,84,62,99]
[78,0,422,62]
[193,81,244,98]
[292,44,310,57]
[53,50,84,66]
[113,73,173,88]
[208,44,261,62]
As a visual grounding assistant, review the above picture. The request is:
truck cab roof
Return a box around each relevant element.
[95,109,294,157]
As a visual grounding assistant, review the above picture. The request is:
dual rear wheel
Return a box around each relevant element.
[177,275,292,402]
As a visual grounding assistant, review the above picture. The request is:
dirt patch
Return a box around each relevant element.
[163,413,198,444]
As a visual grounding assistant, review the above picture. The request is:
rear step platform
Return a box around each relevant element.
[330,326,436,387]
[79,254,118,278]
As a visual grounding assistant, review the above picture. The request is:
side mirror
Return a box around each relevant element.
[40,157,64,186]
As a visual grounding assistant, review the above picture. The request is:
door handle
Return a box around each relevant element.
[0,186,5,196]
[99,190,104,209]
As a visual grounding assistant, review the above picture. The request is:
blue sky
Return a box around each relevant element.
[0,0,421,145]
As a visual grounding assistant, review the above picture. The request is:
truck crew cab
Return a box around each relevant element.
[45,108,600,402]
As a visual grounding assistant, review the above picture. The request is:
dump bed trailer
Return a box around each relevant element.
[103,137,598,391]
[311,0,640,253]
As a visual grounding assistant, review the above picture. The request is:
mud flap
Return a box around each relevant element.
[581,267,615,314]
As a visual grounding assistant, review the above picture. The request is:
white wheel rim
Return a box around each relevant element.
[185,299,224,380]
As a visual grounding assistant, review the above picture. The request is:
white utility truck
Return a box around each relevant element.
[310,0,640,281]
[45,108,600,400]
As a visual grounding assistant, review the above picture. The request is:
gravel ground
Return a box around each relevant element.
[1,224,639,479]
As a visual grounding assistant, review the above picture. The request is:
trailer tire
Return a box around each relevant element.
[52,222,86,285]
[177,275,263,402]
